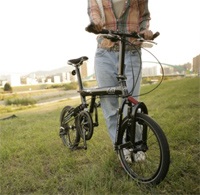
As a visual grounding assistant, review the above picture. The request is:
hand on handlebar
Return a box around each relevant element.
[140,29,154,40]
[88,22,104,33]
[85,24,160,41]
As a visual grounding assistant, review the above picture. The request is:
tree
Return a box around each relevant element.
[4,82,12,92]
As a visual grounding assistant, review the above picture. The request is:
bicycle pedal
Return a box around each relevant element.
[59,126,66,137]
[96,102,101,107]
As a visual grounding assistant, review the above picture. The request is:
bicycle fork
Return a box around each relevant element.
[115,97,149,152]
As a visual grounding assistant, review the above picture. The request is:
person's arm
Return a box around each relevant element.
[88,0,103,31]
[138,0,153,39]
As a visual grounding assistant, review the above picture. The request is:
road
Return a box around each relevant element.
[0,89,79,106]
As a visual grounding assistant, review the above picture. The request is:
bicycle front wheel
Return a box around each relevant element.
[59,106,80,149]
[118,113,170,185]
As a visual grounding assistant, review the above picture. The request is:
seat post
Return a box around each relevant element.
[75,65,87,105]
[75,65,84,91]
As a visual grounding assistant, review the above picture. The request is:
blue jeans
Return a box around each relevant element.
[94,48,142,143]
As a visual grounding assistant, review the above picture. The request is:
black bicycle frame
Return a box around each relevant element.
[71,33,148,150]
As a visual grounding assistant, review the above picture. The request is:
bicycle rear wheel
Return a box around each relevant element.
[118,113,170,185]
[59,106,80,149]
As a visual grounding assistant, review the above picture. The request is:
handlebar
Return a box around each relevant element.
[85,24,160,40]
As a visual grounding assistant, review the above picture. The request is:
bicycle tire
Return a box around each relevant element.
[118,113,170,185]
[59,106,80,149]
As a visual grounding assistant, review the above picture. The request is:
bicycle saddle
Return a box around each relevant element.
[68,56,88,65]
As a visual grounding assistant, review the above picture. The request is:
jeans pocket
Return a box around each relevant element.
[95,48,107,58]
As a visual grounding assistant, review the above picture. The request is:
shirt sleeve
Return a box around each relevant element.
[88,0,102,24]
[138,0,151,31]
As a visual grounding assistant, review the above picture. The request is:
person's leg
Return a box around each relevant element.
[94,49,119,143]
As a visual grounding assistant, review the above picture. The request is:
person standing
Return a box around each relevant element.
[87,0,153,145]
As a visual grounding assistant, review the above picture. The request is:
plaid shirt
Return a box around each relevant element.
[88,0,151,48]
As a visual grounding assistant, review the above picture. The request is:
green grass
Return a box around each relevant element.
[0,77,199,194]
[5,97,37,106]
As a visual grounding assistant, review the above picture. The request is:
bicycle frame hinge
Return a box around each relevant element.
[128,96,138,105]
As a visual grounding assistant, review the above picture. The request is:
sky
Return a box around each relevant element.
[0,0,200,75]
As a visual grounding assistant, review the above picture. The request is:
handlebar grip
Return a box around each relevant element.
[85,24,97,34]
[153,32,160,40]
[139,31,160,40]
[85,24,109,34]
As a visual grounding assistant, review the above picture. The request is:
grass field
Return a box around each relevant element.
[0,77,199,194]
